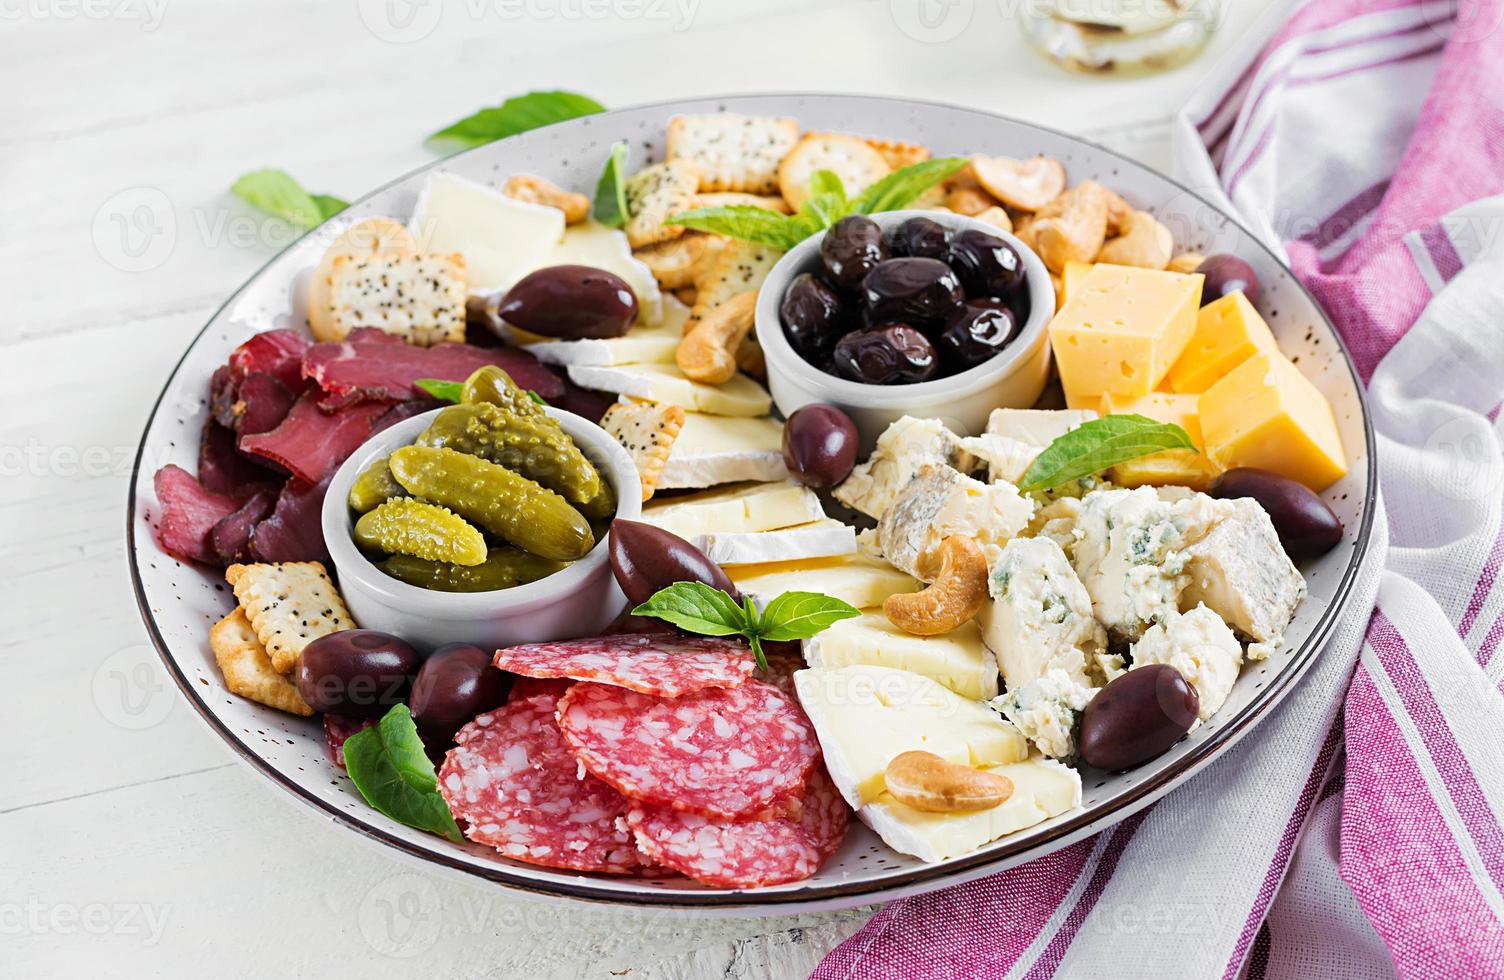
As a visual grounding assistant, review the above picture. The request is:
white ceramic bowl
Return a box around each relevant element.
[321,406,640,652]
[756,210,1055,449]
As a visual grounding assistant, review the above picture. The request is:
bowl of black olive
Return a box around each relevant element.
[755,210,1055,449]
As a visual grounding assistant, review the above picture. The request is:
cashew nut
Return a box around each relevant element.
[973,206,1014,234]
[634,233,706,290]
[735,335,766,381]
[882,536,989,636]
[971,155,1067,212]
[885,751,1014,813]
[1097,210,1174,270]
[676,291,758,384]
[945,186,999,217]
[501,174,590,224]
[1031,182,1109,274]
[307,217,418,342]
[1102,187,1133,236]
[1168,251,1206,274]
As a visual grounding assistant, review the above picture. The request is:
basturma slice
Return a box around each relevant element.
[556,680,820,820]
[437,693,653,875]
[493,634,753,698]
[627,768,850,888]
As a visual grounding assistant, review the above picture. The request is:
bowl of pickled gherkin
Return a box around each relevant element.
[322,366,641,651]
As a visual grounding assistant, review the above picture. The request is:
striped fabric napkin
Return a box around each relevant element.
[814,1,1504,976]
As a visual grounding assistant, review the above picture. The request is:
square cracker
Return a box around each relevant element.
[600,398,686,502]
[690,239,784,327]
[777,133,892,211]
[865,137,931,170]
[329,252,467,347]
[667,114,799,194]
[226,561,355,675]
[625,159,702,249]
[210,608,315,716]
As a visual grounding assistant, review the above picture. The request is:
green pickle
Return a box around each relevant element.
[379,547,566,593]
[353,497,488,565]
[388,445,594,561]
[461,365,543,417]
[347,455,407,513]
[416,403,614,518]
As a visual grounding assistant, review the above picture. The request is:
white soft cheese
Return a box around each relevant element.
[409,172,564,294]
[696,518,855,566]
[803,612,999,701]
[657,413,789,489]
[833,416,975,519]
[1130,603,1244,721]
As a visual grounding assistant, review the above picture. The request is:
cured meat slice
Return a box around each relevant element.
[323,714,375,769]
[556,680,820,819]
[228,328,310,394]
[438,693,653,875]
[210,487,279,565]
[507,676,574,703]
[197,418,280,496]
[249,473,333,564]
[494,634,753,698]
[303,328,563,410]
[151,464,240,565]
[235,372,298,439]
[370,397,442,436]
[627,767,849,888]
[238,392,387,483]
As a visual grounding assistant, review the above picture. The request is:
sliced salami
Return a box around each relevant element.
[494,634,753,698]
[507,675,574,703]
[323,714,375,769]
[627,767,850,888]
[438,693,653,875]
[556,680,820,819]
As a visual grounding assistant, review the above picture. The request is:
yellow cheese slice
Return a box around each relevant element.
[1100,390,1220,490]
[1166,290,1278,394]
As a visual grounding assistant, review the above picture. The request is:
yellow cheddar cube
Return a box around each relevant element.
[1060,261,1093,306]
[1167,291,1278,394]
[1099,391,1219,490]
[1059,372,1101,413]
[1048,265,1203,400]
[1198,352,1348,491]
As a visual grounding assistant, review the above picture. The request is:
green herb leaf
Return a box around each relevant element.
[311,193,350,221]
[797,190,848,233]
[758,591,862,642]
[807,169,847,202]
[1018,414,1198,492]
[632,582,749,636]
[668,205,808,250]
[849,157,968,215]
[415,378,463,403]
[230,169,332,230]
[593,140,630,229]
[343,705,463,843]
[526,390,547,406]
[429,90,606,149]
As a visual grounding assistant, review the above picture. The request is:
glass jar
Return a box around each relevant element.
[1018,0,1222,76]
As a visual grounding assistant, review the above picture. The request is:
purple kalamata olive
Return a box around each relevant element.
[295,630,421,718]
[409,643,509,744]
[780,272,848,364]
[497,265,638,339]
[821,215,889,293]
[945,228,1025,298]
[832,325,938,385]
[1194,254,1261,306]
[782,405,859,489]
[936,301,1017,371]
[888,217,951,259]
[1078,664,1200,772]
[1210,467,1343,559]
[608,518,738,606]
[862,258,964,334]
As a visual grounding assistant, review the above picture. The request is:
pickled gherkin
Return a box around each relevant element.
[378,547,565,593]
[388,445,594,561]
[416,403,613,518]
[461,365,543,418]
[354,498,488,566]
[347,455,407,513]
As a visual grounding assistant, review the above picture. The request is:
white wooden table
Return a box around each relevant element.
[2,1,1278,975]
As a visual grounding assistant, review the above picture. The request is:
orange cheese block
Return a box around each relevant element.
[1198,351,1348,491]
[1060,261,1093,307]
[1048,264,1203,400]
[1167,291,1278,394]
[1099,391,1219,490]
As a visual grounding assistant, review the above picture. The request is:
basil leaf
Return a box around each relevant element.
[429,90,606,149]
[849,157,968,215]
[807,169,847,202]
[632,582,748,636]
[344,705,463,843]
[230,169,326,230]
[758,591,861,642]
[797,190,848,232]
[593,140,630,229]
[415,378,463,403]
[311,193,350,221]
[668,205,805,250]
[1018,414,1198,492]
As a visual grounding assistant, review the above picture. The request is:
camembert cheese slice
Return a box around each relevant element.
[641,481,825,539]
[803,611,999,701]
[729,553,918,611]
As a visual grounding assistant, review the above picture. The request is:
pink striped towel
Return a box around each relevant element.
[816,2,1504,977]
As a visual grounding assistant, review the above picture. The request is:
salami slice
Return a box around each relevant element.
[556,680,820,819]
[438,693,653,875]
[507,676,574,703]
[494,634,753,698]
[323,714,375,768]
[627,767,850,888]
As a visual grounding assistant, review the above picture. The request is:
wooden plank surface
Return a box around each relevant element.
[1,1,1274,975]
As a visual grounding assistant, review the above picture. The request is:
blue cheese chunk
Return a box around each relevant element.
[1180,498,1306,644]
[876,465,1034,580]
[1130,603,1244,720]
[833,416,975,520]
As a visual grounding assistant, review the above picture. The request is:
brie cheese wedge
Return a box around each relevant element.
[657,413,789,489]
[518,295,688,367]
[803,611,999,701]
[696,518,855,566]
[641,481,825,539]
[409,173,564,295]
[566,363,771,417]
